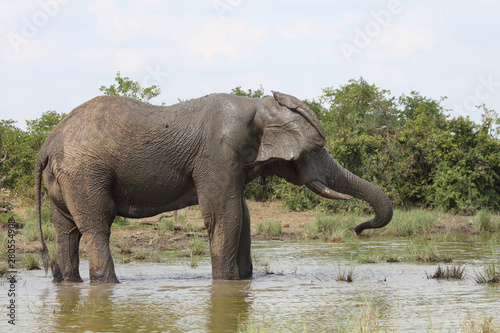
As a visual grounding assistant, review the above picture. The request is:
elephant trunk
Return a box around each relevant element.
[308,152,393,235]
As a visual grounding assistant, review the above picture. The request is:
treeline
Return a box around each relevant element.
[1,77,499,214]
[234,79,500,214]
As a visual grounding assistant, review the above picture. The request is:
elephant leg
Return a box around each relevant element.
[236,197,252,279]
[81,228,119,283]
[198,190,243,280]
[67,191,119,283]
[52,204,83,283]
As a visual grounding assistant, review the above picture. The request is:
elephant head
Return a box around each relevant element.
[247,91,393,234]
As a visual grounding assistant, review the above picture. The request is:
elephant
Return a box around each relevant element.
[36,91,393,283]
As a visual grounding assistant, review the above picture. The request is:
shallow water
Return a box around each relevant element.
[2,237,499,332]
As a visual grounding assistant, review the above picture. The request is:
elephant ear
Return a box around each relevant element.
[253,91,326,165]
[272,91,325,140]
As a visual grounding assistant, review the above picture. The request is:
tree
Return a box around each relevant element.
[0,111,65,195]
[99,71,163,104]
[0,132,7,191]
[230,85,266,98]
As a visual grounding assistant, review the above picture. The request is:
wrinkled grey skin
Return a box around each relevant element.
[36,91,392,283]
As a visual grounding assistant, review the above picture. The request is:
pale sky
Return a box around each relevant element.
[2,0,500,128]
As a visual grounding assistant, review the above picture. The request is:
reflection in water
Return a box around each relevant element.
[207,280,252,333]
[54,283,115,332]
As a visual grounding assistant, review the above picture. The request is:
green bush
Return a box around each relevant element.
[1,77,499,215]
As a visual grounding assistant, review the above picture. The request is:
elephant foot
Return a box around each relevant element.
[52,262,84,283]
[52,276,84,283]
[236,269,252,280]
[90,275,120,284]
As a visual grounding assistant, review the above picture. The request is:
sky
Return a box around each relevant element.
[1,0,500,129]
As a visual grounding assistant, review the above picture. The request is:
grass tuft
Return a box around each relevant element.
[474,209,500,233]
[159,217,175,235]
[473,259,500,284]
[336,263,355,282]
[255,220,283,238]
[190,236,207,256]
[426,265,466,280]
[377,209,438,237]
[301,212,359,241]
[460,312,498,333]
[408,241,452,263]
[21,253,41,270]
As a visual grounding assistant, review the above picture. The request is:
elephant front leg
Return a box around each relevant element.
[236,197,252,279]
[82,230,119,283]
[206,215,242,280]
[199,192,245,280]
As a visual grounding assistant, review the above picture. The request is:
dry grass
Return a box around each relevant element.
[426,265,466,280]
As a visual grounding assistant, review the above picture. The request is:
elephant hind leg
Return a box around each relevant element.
[52,204,83,283]
[72,198,119,283]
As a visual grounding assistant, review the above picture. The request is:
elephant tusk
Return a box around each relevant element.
[307,181,353,201]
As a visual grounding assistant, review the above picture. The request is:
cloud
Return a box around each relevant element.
[378,11,437,59]
[275,20,342,41]
[88,0,269,66]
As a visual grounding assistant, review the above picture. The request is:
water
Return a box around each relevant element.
[2,238,499,332]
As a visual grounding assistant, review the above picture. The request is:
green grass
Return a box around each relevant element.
[159,217,175,234]
[21,253,41,270]
[355,249,405,264]
[0,262,8,276]
[300,212,359,241]
[300,209,440,241]
[189,236,207,268]
[21,217,56,243]
[407,241,452,263]
[473,258,500,284]
[255,220,283,238]
[238,306,499,333]
[189,236,207,256]
[474,209,500,233]
[113,216,129,226]
[337,298,393,333]
[374,209,438,237]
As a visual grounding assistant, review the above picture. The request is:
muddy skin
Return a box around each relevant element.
[36,91,392,283]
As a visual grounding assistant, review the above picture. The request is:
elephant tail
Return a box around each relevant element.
[35,153,51,274]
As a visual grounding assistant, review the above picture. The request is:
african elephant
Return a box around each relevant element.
[36,91,392,283]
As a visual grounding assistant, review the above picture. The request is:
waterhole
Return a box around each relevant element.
[2,238,499,332]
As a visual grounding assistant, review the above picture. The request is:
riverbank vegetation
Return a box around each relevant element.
[1,76,499,213]
[1,75,499,277]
